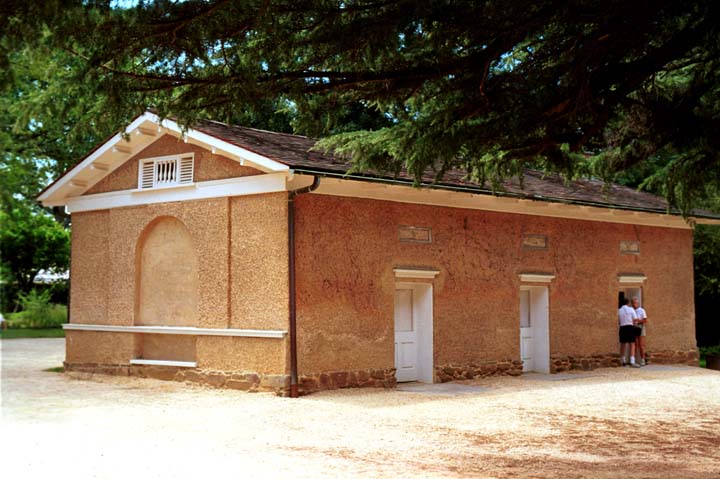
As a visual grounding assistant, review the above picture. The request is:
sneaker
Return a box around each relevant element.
[630,363,641,368]
[640,359,646,366]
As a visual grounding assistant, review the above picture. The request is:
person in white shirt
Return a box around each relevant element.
[633,297,648,366]
[618,298,640,367]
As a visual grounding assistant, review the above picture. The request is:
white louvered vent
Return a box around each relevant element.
[140,161,155,189]
[178,155,194,184]
[138,154,194,190]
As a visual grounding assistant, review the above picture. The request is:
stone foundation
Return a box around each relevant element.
[64,362,289,394]
[65,350,699,395]
[645,349,698,366]
[550,349,699,372]
[435,359,523,382]
[64,362,397,396]
[298,368,396,395]
[550,354,622,372]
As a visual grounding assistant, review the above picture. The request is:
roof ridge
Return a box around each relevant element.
[197,118,313,141]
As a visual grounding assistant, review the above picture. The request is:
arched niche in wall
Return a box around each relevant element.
[135,216,199,327]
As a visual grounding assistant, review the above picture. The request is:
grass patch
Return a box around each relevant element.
[5,289,68,329]
[43,366,65,373]
[6,305,67,329]
[0,328,65,339]
[699,358,706,368]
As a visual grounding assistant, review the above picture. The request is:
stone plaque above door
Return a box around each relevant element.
[399,225,432,244]
[522,234,548,250]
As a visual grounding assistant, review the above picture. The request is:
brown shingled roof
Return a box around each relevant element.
[192,118,714,217]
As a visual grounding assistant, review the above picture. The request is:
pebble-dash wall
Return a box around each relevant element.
[293,194,697,380]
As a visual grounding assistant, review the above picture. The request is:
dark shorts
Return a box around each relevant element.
[619,325,639,343]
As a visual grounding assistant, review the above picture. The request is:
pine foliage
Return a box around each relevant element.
[2,0,720,212]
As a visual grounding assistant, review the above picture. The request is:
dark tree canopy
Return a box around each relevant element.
[3,0,720,212]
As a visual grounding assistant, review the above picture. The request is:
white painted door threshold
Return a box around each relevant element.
[129,359,197,368]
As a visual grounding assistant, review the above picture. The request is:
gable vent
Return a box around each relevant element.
[138,154,195,190]
[178,155,194,184]
[140,161,155,189]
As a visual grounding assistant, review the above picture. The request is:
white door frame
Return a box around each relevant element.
[394,282,434,383]
[520,289,533,372]
[520,285,550,374]
[620,287,642,306]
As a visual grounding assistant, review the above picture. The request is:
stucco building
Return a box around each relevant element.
[38,112,720,396]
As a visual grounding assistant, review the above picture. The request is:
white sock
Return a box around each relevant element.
[630,356,636,364]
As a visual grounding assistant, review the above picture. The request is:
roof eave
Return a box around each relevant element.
[289,167,720,223]
[37,111,290,207]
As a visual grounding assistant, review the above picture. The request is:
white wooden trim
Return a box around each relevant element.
[519,273,556,283]
[65,173,287,213]
[695,217,720,225]
[617,274,647,284]
[37,111,719,228]
[131,182,197,195]
[149,112,288,173]
[39,111,290,207]
[395,281,434,383]
[38,114,153,203]
[63,323,287,338]
[129,359,197,368]
[393,268,441,279]
[302,175,694,229]
[518,285,551,373]
[137,153,194,190]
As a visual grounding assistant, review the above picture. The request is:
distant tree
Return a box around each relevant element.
[0,47,92,307]
[695,224,720,298]
[693,208,720,346]
[3,0,720,213]
[0,205,70,297]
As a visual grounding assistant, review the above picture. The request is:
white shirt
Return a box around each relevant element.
[635,307,647,321]
[618,305,637,327]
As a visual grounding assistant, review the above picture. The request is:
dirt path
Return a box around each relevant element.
[1,338,719,478]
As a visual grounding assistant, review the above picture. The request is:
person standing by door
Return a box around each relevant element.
[618,298,640,367]
[633,297,648,366]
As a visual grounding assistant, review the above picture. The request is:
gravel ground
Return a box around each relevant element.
[1,338,719,479]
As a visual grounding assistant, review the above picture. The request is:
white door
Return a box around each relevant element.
[520,286,550,374]
[394,287,418,382]
[520,289,533,372]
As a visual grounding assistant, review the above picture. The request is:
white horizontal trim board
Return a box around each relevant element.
[138,153,195,190]
[617,274,647,284]
[393,268,441,279]
[301,175,694,229]
[519,273,556,283]
[38,111,290,207]
[38,114,156,204]
[129,359,197,368]
[63,323,287,338]
[146,112,288,173]
[65,173,287,213]
[37,111,718,228]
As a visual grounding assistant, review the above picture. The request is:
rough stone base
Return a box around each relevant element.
[64,362,289,395]
[298,368,396,395]
[63,363,397,396]
[551,354,622,372]
[65,350,699,395]
[435,359,523,382]
[550,349,698,372]
[645,349,698,366]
